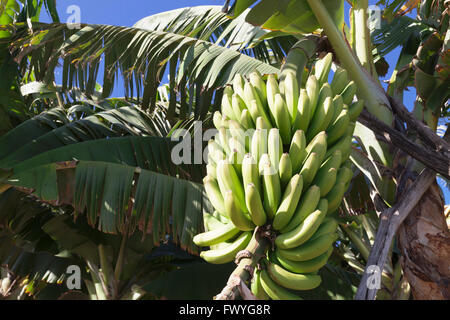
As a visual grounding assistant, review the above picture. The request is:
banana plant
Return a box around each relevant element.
[2,0,449,300]
[0,4,303,300]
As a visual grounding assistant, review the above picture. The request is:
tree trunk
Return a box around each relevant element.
[398,182,450,299]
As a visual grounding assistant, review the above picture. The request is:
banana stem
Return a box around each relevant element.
[114,227,129,284]
[98,244,116,298]
[357,215,376,246]
[340,224,370,261]
[394,276,411,300]
[86,261,108,300]
[280,37,319,85]
[215,227,270,300]
[352,0,378,78]
[305,0,393,125]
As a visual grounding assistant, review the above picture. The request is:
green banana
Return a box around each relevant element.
[199,62,363,295]
[306,75,320,120]
[193,222,241,247]
[331,67,349,96]
[320,150,342,172]
[251,269,270,300]
[224,190,255,231]
[266,73,280,124]
[275,247,333,274]
[325,135,352,165]
[207,152,216,168]
[200,231,252,264]
[216,160,246,213]
[212,211,230,224]
[289,130,307,173]
[258,153,271,175]
[250,129,267,163]
[208,139,225,164]
[213,111,223,130]
[336,166,353,185]
[232,93,246,121]
[326,182,346,214]
[273,94,292,145]
[206,163,217,180]
[259,269,302,300]
[315,52,333,85]
[277,232,338,262]
[273,174,303,231]
[345,121,356,143]
[310,218,338,241]
[233,74,245,100]
[224,84,234,95]
[281,185,321,233]
[304,131,328,164]
[218,127,231,155]
[307,96,333,141]
[268,128,283,172]
[240,109,254,130]
[249,70,267,103]
[299,152,321,187]
[348,100,364,121]
[245,81,271,125]
[312,167,337,198]
[330,95,344,124]
[341,80,357,105]
[256,116,272,131]
[229,149,243,177]
[278,153,293,187]
[267,262,322,291]
[311,151,342,197]
[318,82,333,105]
[327,108,350,146]
[209,241,233,251]
[282,71,299,124]
[247,100,262,125]
[275,199,328,249]
[293,89,311,133]
[261,160,281,219]
[204,211,226,231]
[242,154,261,195]
[222,92,237,121]
[228,135,246,156]
[245,183,267,226]
[203,176,227,216]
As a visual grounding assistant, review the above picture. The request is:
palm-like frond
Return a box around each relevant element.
[375,0,419,19]
[0,189,78,288]
[0,103,180,167]
[0,88,208,254]
[228,0,345,35]
[8,135,204,182]
[133,5,296,63]
[2,160,207,254]
[11,10,281,119]
[371,15,434,60]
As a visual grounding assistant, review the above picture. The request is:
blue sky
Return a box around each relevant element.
[40,0,449,204]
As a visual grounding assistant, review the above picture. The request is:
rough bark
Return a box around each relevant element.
[354,167,436,300]
[398,182,450,300]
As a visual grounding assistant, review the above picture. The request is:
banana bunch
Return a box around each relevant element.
[194,53,363,299]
